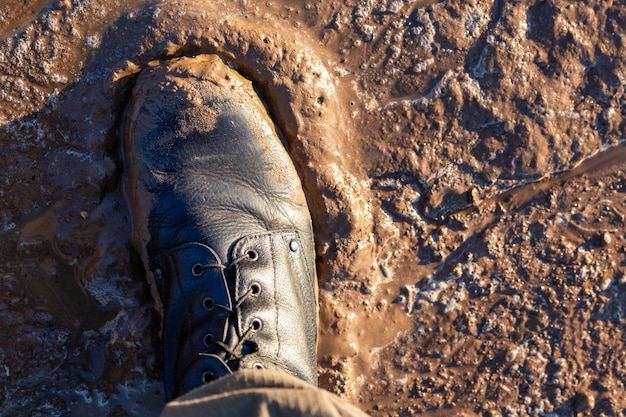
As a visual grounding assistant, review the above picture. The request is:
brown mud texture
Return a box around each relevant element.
[1,0,625,416]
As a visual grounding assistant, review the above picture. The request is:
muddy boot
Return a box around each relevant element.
[123,54,318,401]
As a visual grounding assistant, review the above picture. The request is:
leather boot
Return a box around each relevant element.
[123,54,318,400]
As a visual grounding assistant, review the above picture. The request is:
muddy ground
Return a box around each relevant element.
[1,0,625,416]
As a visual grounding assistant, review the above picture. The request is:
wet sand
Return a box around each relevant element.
[1,0,625,416]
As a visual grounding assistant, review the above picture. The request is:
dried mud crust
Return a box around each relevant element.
[1,0,625,416]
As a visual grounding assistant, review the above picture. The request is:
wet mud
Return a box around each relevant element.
[1,0,625,416]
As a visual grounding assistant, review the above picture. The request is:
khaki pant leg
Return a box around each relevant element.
[159,369,371,417]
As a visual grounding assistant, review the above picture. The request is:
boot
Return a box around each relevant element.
[123,54,318,400]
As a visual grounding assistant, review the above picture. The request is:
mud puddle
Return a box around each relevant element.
[2,0,626,416]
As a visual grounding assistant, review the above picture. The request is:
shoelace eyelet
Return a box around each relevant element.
[192,263,203,276]
[203,297,215,311]
[202,371,215,383]
[253,363,264,369]
[251,318,262,331]
[250,282,261,296]
[246,250,258,261]
[203,333,215,347]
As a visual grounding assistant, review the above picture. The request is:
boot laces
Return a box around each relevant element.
[196,250,261,367]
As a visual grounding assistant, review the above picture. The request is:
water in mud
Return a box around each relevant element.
[1,0,625,416]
